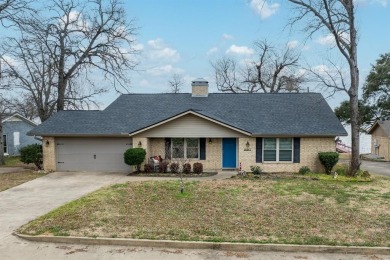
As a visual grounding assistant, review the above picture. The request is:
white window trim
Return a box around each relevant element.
[263,138,293,163]
[171,138,200,159]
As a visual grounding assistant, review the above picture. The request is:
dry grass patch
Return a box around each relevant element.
[19,175,390,247]
[0,171,47,191]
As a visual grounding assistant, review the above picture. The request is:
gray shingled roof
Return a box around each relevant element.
[28,93,347,137]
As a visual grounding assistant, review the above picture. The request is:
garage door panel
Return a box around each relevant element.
[56,137,132,172]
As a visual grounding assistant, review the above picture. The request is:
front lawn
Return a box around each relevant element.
[18,174,390,247]
[0,171,47,192]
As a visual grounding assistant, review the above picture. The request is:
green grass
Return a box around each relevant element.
[4,156,22,167]
[0,171,47,192]
[18,176,390,247]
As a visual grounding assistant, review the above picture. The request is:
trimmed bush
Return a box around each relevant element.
[298,166,311,175]
[170,162,179,173]
[159,161,168,173]
[20,144,43,170]
[183,163,191,174]
[318,152,339,175]
[250,165,263,175]
[144,163,154,173]
[124,148,146,173]
[193,162,203,174]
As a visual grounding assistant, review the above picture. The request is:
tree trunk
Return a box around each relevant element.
[0,113,4,165]
[56,77,66,111]
[348,1,360,176]
[349,67,360,176]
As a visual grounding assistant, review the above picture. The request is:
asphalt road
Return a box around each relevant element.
[361,160,390,177]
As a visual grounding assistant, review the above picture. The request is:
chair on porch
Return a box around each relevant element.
[149,156,160,172]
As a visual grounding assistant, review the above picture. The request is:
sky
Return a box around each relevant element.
[95,0,390,110]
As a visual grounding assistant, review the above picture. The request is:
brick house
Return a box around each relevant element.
[28,79,347,173]
[368,120,390,161]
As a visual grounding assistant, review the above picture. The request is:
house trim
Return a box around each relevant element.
[129,110,252,137]
[2,113,38,127]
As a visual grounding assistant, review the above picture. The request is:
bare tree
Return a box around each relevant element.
[0,0,30,25]
[167,74,184,93]
[17,0,138,112]
[9,95,38,120]
[211,41,304,93]
[0,0,32,165]
[287,0,360,175]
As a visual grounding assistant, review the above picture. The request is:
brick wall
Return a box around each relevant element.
[238,137,335,173]
[43,137,56,171]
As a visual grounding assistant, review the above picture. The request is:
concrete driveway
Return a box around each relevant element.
[361,160,390,177]
[0,171,387,260]
[0,171,129,239]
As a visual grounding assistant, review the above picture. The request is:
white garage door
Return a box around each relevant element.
[56,137,132,172]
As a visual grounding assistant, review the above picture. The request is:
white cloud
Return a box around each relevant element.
[222,33,234,40]
[316,32,350,46]
[316,34,335,46]
[356,0,387,7]
[147,38,180,63]
[312,64,330,74]
[146,65,184,76]
[147,38,165,49]
[226,45,255,56]
[287,40,299,49]
[207,47,219,56]
[1,55,19,67]
[133,43,144,51]
[250,0,280,20]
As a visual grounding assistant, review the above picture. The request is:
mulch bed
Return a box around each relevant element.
[127,172,218,178]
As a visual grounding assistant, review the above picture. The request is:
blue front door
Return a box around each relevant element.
[222,138,237,168]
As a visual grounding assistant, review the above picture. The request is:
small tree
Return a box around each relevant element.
[20,144,43,170]
[318,152,339,175]
[124,148,146,173]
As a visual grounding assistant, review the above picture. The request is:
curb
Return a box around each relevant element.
[14,233,390,255]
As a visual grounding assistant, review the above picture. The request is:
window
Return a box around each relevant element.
[2,135,7,154]
[263,138,293,162]
[14,132,20,146]
[171,138,199,159]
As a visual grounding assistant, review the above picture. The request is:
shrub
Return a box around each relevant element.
[250,165,263,175]
[183,163,191,174]
[144,163,154,173]
[193,162,203,174]
[298,166,311,175]
[318,152,339,175]
[170,162,179,173]
[159,161,168,173]
[124,148,146,173]
[20,144,43,170]
[334,164,349,176]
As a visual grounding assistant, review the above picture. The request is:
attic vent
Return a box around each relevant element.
[191,78,209,97]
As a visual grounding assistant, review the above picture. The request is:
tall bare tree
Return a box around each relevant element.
[287,0,360,175]
[167,74,184,93]
[0,0,32,165]
[211,41,304,93]
[0,0,30,24]
[16,0,138,112]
